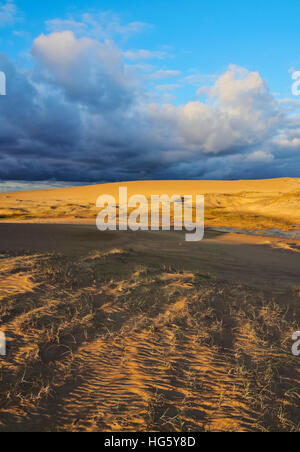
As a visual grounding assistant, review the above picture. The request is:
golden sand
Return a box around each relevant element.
[0,178,300,230]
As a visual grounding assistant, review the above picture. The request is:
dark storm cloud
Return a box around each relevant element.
[0,31,300,182]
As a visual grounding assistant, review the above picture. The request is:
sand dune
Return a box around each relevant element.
[2,178,300,200]
[0,178,300,231]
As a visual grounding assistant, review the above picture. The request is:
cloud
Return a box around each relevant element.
[46,18,87,35]
[123,49,167,61]
[0,0,17,26]
[46,11,151,40]
[149,69,181,80]
[146,65,282,157]
[185,72,217,86]
[247,151,274,163]
[32,31,137,112]
[0,29,299,182]
[155,84,181,92]
[0,180,83,193]
[274,136,300,150]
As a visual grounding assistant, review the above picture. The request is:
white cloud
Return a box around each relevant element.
[32,31,136,112]
[247,151,274,163]
[274,137,300,150]
[149,69,181,80]
[185,73,217,86]
[146,65,282,156]
[33,31,95,68]
[123,49,167,61]
[46,18,87,34]
[0,0,17,26]
[155,84,180,92]
[46,11,151,40]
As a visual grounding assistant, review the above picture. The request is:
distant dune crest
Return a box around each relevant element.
[0,178,299,233]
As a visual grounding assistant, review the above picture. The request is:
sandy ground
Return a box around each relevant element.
[0,180,299,432]
[0,224,299,432]
[0,224,300,289]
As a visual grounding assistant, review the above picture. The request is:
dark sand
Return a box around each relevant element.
[0,223,299,432]
[0,223,299,290]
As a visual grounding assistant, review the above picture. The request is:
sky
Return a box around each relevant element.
[1,0,300,184]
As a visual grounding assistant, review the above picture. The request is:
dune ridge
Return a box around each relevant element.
[0,178,300,231]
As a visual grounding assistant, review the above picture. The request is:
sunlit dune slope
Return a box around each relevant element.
[0,178,300,230]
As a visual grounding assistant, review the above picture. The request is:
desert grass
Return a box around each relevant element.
[0,247,299,432]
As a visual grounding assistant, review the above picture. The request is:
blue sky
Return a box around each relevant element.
[3,0,300,101]
[0,0,300,183]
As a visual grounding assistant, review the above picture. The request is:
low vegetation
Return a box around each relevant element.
[0,247,299,432]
